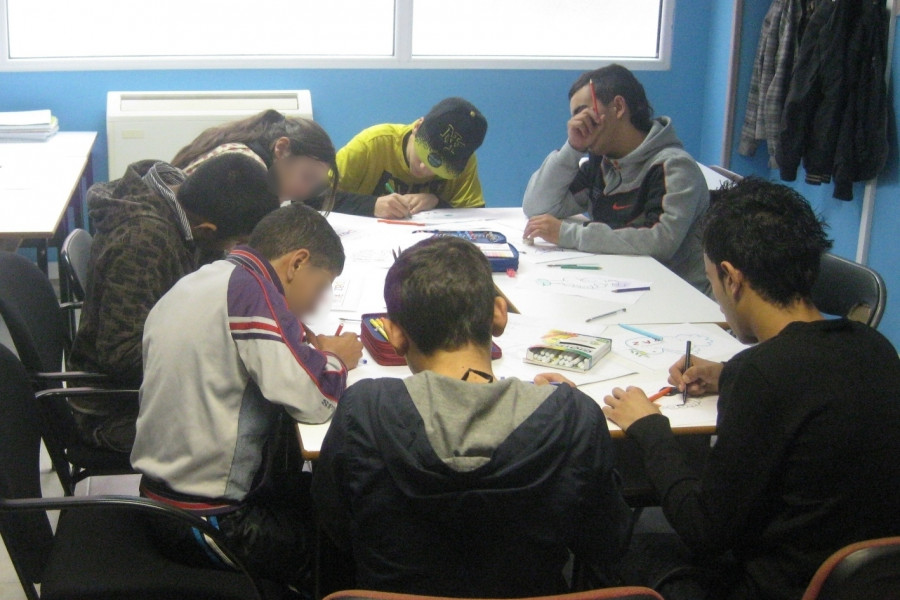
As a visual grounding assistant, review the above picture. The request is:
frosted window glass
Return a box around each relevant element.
[412,0,662,59]
[7,0,395,58]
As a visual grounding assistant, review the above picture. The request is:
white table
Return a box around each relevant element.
[297,208,747,459]
[0,132,97,274]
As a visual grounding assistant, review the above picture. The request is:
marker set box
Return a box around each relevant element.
[525,330,612,373]
[361,313,503,367]
[428,231,519,273]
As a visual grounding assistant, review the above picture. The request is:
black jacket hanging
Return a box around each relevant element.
[778,0,890,200]
[832,0,889,200]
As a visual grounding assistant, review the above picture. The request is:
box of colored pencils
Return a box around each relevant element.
[361,313,502,367]
[525,330,612,373]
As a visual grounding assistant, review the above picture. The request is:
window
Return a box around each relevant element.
[412,0,664,61]
[0,0,672,71]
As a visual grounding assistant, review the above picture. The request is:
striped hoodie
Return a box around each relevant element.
[131,245,346,503]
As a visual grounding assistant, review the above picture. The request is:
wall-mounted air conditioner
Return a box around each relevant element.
[106,90,313,179]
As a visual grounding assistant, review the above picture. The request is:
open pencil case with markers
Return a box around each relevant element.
[424,231,519,273]
[361,312,502,366]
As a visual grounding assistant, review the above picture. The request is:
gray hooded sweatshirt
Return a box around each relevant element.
[523,117,710,294]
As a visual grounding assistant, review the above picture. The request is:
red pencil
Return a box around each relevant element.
[589,78,600,116]
[334,324,343,336]
[647,386,675,403]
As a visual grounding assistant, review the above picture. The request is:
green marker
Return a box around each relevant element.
[547,264,603,270]
[385,181,396,194]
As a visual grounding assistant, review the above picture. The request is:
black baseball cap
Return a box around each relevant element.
[413,98,487,179]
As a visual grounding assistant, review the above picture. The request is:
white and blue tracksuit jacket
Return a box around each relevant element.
[131,245,346,504]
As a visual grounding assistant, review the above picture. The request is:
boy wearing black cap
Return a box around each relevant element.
[334,97,488,218]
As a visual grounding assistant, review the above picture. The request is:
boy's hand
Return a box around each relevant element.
[375,194,412,218]
[668,355,723,397]
[602,386,661,432]
[524,215,563,245]
[567,110,604,152]
[401,193,439,215]
[318,333,364,369]
[533,372,577,387]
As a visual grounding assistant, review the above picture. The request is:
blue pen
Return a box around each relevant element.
[619,323,664,341]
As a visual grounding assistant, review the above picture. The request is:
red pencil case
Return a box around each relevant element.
[361,313,502,366]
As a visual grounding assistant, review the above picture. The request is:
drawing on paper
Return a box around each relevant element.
[624,333,714,359]
[536,276,640,291]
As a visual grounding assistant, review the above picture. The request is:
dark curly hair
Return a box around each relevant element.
[703,177,833,306]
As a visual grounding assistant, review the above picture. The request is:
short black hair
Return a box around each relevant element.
[176,153,279,238]
[569,64,654,132]
[385,237,496,355]
[703,177,832,306]
[248,203,345,274]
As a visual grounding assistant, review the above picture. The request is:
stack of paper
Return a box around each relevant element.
[0,110,59,142]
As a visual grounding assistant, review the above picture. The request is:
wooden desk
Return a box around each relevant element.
[296,209,744,460]
[0,132,97,275]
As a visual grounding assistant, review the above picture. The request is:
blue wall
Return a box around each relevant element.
[698,1,738,165]
[4,0,899,347]
[729,1,900,347]
[0,0,716,207]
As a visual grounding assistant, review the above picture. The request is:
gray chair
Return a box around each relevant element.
[811,253,887,328]
[60,228,92,303]
[59,228,93,340]
[801,537,900,600]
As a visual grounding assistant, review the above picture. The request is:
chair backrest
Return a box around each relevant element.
[60,229,93,302]
[811,253,887,328]
[324,588,664,600]
[0,251,70,373]
[801,537,900,600]
[0,344,55,584]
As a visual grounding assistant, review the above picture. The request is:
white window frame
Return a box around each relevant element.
[0,0,674,72]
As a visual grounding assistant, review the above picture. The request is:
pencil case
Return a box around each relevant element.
[361,312,502,366]
[427,231,519,273]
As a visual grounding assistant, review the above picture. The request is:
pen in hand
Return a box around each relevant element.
[682,340,692,405]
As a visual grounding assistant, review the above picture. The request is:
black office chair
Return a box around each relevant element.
[801,537,900,600]
[59,229,93,340]
[0,343,273,600]
[0,250,134,494]
[811,253,887,329]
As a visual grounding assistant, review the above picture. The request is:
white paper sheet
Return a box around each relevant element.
[515,271,651,305]
[605,323,750,370]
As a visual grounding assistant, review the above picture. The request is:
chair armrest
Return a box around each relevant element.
[0,494,264,600]
[32,371,111,384]
[34,387,138,401]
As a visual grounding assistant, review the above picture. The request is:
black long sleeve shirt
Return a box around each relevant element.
[627,319,900,600]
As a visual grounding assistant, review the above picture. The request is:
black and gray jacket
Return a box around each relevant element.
[312,372,631,597]
[522,117,710,294]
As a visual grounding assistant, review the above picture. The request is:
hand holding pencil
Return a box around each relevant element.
[317,325,364,369]
[667,354,723,398]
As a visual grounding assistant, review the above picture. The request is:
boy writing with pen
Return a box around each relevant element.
[334,97,488,218]
[131,204,362,595]
[602,179,900,600]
